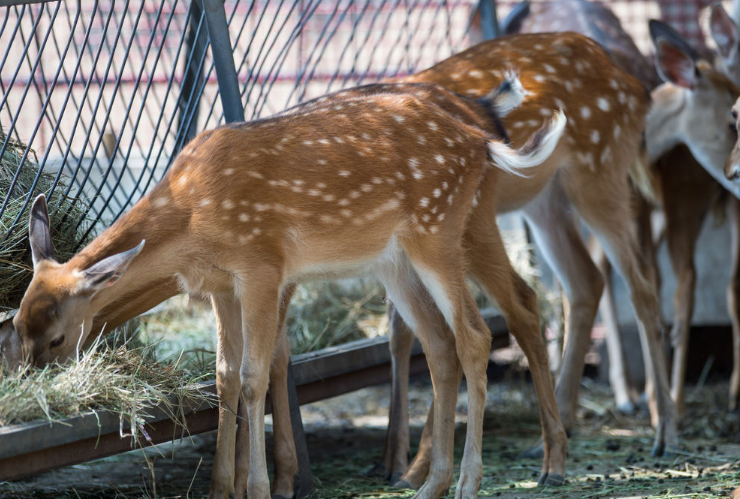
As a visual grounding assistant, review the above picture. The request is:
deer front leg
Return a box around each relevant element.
[210,294,245,499]
[234,285,297,499]
[239,272,283,499]
[728,197,740,412]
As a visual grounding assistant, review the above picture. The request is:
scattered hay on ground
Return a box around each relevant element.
[0,129,94,313]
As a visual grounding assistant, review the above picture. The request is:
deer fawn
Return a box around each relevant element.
[13,82,566,499]
[373,28,678,487]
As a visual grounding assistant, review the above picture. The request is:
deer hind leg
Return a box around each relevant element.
[234,285,298,499]
[402,240,492,499]
[210,293,245,499]
[727,197,740,412]
[464,211,567,486]
[237,267,284,499]
[379,257,461,499]
[565,171,678,457]
[372,300,416,484]
[522,182,604,449]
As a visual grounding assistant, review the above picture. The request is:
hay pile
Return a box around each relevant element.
[0,129,93,313]
[0,326,217,441]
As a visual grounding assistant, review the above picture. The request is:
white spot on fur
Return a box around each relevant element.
[435,154,445,164]
[339,170,351,177]
[222,199,235,209]
[580,106,591,119]
[152,197,169,208]
[597,97,610,111]
[224,168,234,175]
[591,130,600,144]
[428,121,438,131]
[433,188,441,198]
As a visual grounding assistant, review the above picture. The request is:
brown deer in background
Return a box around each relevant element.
[497,0,740,425]
[374,29,671,488]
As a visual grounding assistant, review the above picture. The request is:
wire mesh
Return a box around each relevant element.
[0,0,734,261]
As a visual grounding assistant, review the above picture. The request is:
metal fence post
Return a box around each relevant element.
[177,0,206,147]
[201,0,243,122]
[200,2,315,497]
[477,0,500,40]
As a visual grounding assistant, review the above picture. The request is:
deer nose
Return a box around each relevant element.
[729,164,740,181]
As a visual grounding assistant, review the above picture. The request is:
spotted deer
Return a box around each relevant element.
[506,0,740,419]
[12,82,566,499]
[368,28,675,487]
[497,0,740,426]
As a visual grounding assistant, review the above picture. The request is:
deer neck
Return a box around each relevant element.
[68,189,189,316]
[646,84,689,163]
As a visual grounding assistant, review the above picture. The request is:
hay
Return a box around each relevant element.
[0,129,94,313]
[0,325,217,443]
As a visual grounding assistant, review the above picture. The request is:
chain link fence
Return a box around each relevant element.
[0,0,733,310]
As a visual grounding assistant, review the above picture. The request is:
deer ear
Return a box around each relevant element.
[710,3,739,60]
[81,240,145,293]
[29,194,55,267]
[654,38,698,90]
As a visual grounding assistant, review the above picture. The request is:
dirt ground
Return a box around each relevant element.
[1,371,739,499]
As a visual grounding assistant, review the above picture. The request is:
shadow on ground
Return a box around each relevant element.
[1,377,739,499]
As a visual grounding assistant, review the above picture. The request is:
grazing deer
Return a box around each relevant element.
[13,82,565,499]
[1,280,301,499]
[371,29,672,488]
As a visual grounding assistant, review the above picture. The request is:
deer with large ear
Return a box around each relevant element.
[15,194,145,367]
[647,20,740,197]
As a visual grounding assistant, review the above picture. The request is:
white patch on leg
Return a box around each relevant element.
[414,266,456,331]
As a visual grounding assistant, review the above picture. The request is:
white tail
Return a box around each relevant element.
[487,110,567,176]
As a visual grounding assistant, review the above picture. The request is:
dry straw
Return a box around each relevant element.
[0,326,217,445]
[0,129,94,313]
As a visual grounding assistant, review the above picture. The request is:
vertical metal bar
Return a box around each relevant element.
[178,0,205,145]
[477,0,499,40]
[287,362,316,499]
[201,0,243,122]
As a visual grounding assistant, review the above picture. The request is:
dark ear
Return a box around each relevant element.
[654,39,698,90]
[649,19,701,61]
[710,2,739,60]
[29,194,54,267]
[81,240,145,293]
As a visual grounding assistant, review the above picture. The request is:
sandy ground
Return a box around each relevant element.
[1,366,739,499]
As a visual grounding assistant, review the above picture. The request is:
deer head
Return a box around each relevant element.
[14,195,144,366]
[648,20,740,195]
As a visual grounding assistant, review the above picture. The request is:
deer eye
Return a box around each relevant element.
[50,335,64,349]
